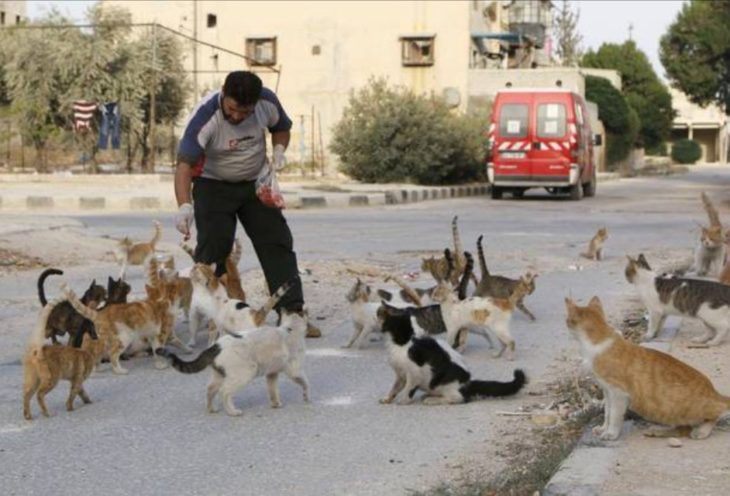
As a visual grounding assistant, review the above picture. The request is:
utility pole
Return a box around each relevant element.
[149,23,158,171]
[628,22,634,41]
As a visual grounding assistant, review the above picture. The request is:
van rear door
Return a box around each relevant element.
[529,95,571,181]
[495,97,532,181]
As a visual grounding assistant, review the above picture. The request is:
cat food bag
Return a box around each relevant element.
[255,163,286,209]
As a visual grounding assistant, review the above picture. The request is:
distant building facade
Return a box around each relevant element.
[670,89,728,164]
[0,0,26,26]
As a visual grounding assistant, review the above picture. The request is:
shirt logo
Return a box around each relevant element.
[228,136,254,150]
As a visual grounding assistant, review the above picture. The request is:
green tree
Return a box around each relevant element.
[552,0,583,67]
[585,75,638,167]
[660,0,730,113]
[582,40,674,153]
[331,78,485,185]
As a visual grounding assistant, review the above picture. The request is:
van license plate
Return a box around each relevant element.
[500,151,526,159]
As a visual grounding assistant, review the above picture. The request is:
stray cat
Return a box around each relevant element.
[219,239,247,302]
[344,278,382,348]
[63,260,179,374]
[625,254,730,345]
[114,220,162,280]
[158,256,193,321]
[37,268,105,345]
[376,303,526,405]
[691,192,725,277]
[23,297,96,420]
[565,295,730,440]
[187,263,292,347]
[430,251,532,359]
[718,229,730,284]
[580,227,608,261]
[421,216,476,287]
[473,235,538,321]
[157,309,310,416]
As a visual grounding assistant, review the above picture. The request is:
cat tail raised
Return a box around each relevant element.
[61,285,99,323]
[37,268,63,306]
[457,252,474,300]
[701,192,722,228]
[254,278,295,326]
[180,243,196,261]
[150,220,162,247]
[384,274,423,307]
[146,255,162,289]
[156,344,221,374]
[459,369,527,402]
[452,216,464,257]
[28,296,65,349]
[476,235,490,279]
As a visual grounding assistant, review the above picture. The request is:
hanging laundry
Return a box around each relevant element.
[98,102,122,150]
[72,100,97,133]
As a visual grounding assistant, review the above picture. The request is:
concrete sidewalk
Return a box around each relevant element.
[0,171,620,212]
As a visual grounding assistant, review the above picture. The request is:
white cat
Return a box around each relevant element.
[158,310,310,416]
[343,278,382,349]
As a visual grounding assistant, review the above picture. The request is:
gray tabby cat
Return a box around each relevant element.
[473,235,538,321]
[626,253,730,346]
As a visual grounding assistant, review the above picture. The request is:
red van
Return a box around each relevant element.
[486,89,600,200]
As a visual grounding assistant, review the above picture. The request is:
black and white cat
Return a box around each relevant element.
[376,304,526,405]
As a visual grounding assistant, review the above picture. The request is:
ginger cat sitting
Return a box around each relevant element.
[565,296,730,441]
[580,227,608,261]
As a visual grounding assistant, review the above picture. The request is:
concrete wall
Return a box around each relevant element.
[0,0,26,25]
[102,0,475,171]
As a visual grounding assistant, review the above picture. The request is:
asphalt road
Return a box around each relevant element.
[1,166,728,496]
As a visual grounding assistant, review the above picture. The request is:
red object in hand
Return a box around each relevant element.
[256,184,285,209]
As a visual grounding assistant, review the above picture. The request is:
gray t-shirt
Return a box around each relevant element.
[177,88,292,182]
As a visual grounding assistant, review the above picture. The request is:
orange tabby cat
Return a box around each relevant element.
[565,296,730,440]
[580,227,608,261]
[115,220,162,279]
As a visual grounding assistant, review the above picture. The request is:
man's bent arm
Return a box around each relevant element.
[272,130,290,149]
[174,161,193,206]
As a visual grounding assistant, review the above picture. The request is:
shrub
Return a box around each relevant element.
[671,139,702,164]
[330,78,486,185]
[585,75,638,168]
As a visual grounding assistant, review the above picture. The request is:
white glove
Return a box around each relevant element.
[272,144,287,171]
[174,203,194,240]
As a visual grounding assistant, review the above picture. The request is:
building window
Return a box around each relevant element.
[15,15,20,24]
[312,45,321,56]
[246,37,277,66]
[207,14,217,28]
[400,36,435,67]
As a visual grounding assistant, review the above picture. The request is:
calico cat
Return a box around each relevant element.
[377,303,526,405]
[626,254,730,345]
[421,216,476,287]
[23,297,96,420]
[691,192,725,277]
[37,268,105,345]
[157,309,310,416]
[565,296,730,440]
[115,220,162,280]
[474,235,538,321]
[344,278,383,348]
[188,263,292,347]
[430,251,532,359]
[580,227,608,261]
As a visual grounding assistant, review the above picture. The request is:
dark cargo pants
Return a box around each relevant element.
[191,177,303,312]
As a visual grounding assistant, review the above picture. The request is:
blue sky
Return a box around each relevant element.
[27,0,685,78]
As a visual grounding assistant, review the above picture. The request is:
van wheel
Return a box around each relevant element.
[512,189,525,199]
[583,170,596,197]
[569,182,583,201]
[491,186,503,200]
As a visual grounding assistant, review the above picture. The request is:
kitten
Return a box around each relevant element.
[114,220,162,280]
[344,278,383,349]
[626,254,730,345]
[691,192,725,277]
[565,295,730,440]
[376,304,526,405]
[430,251,532,359]
[157,309,310,417]
[37,268,105,345]
[187,263,292,347]
[63,261,178,374]
[474,235,538,321]
[23,297,96,420]
[158,256,193,321]
[580,227,608,261]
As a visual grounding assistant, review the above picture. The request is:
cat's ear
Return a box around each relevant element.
[637,254,651,270]
[588,296,604,312]
[564,297,575,310]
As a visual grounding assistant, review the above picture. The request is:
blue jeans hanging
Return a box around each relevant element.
[98,102,121,150]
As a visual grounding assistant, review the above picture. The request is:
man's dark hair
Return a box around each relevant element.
[222,71,263,106]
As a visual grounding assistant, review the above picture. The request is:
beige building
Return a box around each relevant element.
[0,0,26,26]
[670,88,728,164]
[103,0,557,170]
